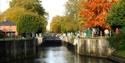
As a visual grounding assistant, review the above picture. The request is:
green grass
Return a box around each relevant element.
[114,50,125,58]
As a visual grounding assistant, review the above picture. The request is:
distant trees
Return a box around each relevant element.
[60,16,78,33]
[0,15,4,21]
[64,0,81,31]
[50,16,62,33]
[50,15,78,33]
[50,0,81,33]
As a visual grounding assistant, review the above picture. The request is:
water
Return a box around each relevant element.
[10,45,117,63]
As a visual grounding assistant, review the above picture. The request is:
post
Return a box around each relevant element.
[33,38,36,55]
[13,39,16,58]
[24,39,27,57]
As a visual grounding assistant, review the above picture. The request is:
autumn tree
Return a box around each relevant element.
[79,0,117,29]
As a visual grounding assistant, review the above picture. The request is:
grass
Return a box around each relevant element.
[114,50,125,58]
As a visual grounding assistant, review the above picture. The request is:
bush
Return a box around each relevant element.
[0,30,4,38]
[108,28,125,50]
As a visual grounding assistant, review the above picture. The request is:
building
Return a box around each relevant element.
[0,20,17,37]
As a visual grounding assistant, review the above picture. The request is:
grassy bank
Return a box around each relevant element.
[114,50,125,58]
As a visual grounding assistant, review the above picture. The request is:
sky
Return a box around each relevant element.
[0,0,68,30]
[0,0,10,13]
[42,0,68,30]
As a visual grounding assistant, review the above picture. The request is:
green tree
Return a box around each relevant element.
[3,0,47,33]
[107,0,125,50]
[10,0,45,15]
[107,0,125,28]
[50,16,62,33]
[60,16,78,33]
[50,15,78,33]
[17,13,39,33]
[0,30,4,38]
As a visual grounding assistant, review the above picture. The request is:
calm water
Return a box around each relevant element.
[11,45,117,63]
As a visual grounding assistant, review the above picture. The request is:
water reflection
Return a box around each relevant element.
[10,46,117,63]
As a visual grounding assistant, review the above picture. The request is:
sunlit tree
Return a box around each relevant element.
[50,16,62,33]
[10,0,45,15]
[65,0,82,31]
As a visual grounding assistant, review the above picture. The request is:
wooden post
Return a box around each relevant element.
[5,41,7,60]
[24,39,27,57]
[13,39,16,58]
[33,38,36,55]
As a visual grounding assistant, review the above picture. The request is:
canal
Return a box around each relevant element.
[10,44,117,63]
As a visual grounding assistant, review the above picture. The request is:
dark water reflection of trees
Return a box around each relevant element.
[10,46,117,63]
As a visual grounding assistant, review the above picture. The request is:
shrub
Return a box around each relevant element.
[108,28,125,50]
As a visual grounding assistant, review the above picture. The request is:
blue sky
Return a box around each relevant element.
[0,0,68,30]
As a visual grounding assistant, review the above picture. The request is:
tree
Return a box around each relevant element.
[50,16,62,33]
[0,15,3,22]
[79,0,117,29]
[0,30,4,38]
[50,15,78,33]
[107,0,125,51]
[60,16,78,33]
[107,0,125,29]
[4,7,26,22]
[65,0,82,31]
[3,0,47,33]
[17,12,39,33]
[10,0,45,16]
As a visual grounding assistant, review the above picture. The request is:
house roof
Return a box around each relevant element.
[0,20,16,26]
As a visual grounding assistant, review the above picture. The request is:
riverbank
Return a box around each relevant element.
[65,40,125,63]
[108,50,125,63]
[114,50,125,58]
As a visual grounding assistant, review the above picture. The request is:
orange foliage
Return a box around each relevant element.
[79,0,117,29]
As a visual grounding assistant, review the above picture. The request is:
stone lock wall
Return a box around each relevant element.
[76,38,113,57]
